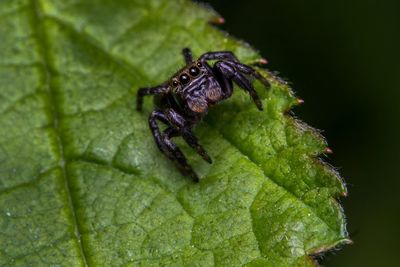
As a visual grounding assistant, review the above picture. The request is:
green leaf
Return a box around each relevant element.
[0,0,349,266]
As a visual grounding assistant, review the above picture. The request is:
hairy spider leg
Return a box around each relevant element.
[215,61,263,111]
[162,128,200,182]
[136,84,169,111]
[165,108,212,164]
[149,110,199,182]
[199,51,239,63]
[182,48,193,64]
[226,61,271,88]
[200,51,270,88]
[211,64,234,99]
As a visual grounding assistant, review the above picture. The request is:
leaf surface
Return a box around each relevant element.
[0,0,348,266]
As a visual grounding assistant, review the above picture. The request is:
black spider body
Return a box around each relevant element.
[137,48,270,182]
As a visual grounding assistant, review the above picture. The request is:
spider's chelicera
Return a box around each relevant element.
[137,48,270,182]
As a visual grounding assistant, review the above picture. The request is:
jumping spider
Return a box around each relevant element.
[136,48,270,182]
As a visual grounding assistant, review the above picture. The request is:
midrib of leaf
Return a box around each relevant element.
[26,2,197,265]
[31,0,89,265]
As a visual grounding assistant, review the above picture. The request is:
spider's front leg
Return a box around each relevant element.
[199,51,239,64]
[136,84,169,111]
[214,61,264,110]
[228,61,271,88]
[164,108,212,164]
[148,110,200,182]
[182,48,193,64]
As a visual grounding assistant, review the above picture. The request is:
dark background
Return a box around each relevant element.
[207,0,400,266]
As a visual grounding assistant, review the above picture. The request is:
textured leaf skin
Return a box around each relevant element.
[0,0,349,266]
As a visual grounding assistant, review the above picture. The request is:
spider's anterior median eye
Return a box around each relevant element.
[189,66,200,77]
[179,73,190,85]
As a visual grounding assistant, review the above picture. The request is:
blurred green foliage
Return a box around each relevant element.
[207,0,400,266]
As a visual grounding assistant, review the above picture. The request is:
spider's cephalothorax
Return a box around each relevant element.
[137,48,270,182]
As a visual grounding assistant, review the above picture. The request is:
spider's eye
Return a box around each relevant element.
[172,80,179,87]
[179,73,190,85]
[197,62,202,67]
[189,66,200,77]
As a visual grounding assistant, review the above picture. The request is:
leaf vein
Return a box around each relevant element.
[44,15,149,85]
[32,0,89,265]
[206,121,338,235]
